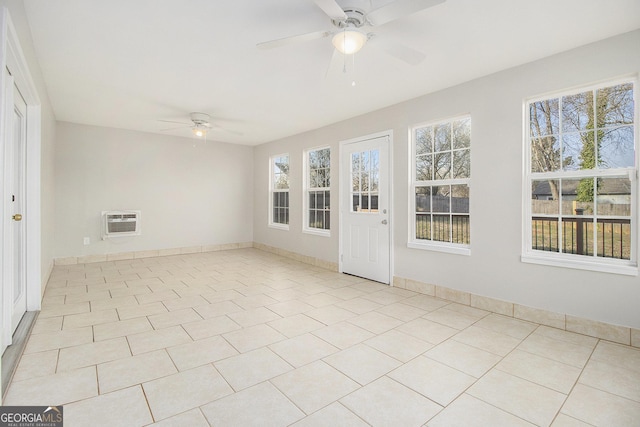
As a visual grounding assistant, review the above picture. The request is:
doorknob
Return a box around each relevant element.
[12,214,22,221]
[381,219,388,225]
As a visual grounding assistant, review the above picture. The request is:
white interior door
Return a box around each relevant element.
[9,84,27,335]
[340,134,390,283]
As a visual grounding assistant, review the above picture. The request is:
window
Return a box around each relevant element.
[524,80,637,274]
[351,150,379,213]
[409,116,471,254]
[269,154,289,228]
[304,147,330,234]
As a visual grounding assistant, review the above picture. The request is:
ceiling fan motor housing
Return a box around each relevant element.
[332,8,367,28]
[190,112,211,126]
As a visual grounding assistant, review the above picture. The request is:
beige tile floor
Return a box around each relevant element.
[4,248,640,426]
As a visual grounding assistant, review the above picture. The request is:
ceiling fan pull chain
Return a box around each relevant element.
[352,53,357,87]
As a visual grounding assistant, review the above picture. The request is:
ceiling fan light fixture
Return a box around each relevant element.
[332,27,367,55]
[192,126,207,137]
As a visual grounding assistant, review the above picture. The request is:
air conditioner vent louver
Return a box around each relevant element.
[102,210,141,238]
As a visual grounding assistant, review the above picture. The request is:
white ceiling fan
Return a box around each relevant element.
[257,0,446,67]
[159,112,240,138]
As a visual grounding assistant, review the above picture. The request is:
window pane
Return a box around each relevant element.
[599,126,635,169]
[371,150,379,191]
[415,214,431,240]
[596,177,631,217]
[569,131,597,170]
[434,152,451,180]
[451,185,469,214]
[434,123,451,152]
[453,149,470,179]
[317,211,325,229]
[317,191,325,209]
[432,186,450,213]
[318,169,327,188]
[562,132,585,171]
[309,210,317,228]
[352,193,360,212]
[352,153,360,191]
[597,83,634,127]
[530,99,559,137]
[318,148,330,168]
[416,154,433,181]
[432,214,450,242]
[273,155,289,190]
[560,218,591,255]
[416,127,432,154]
[562,91,593,132]
[562,178,594,215]
[324,191,330,209]
[310,169,319,188]
[532,180,559,215]
[371,193,379,211]
[362,194,369,211]
[371,168,379,192]
[309,150,319,168]
[597,219,630,259]
[324,211,330,229]
[452,215,470,244]
[453,118,471,149]
[531,218,559,252]
[531,136,560,172]
[415,187,431,213]
[360,151,370,191]
[309,148,330,188]
[309,192,316,209]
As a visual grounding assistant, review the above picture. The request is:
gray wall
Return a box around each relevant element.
[54,123,254,257]
[253,30,640,329]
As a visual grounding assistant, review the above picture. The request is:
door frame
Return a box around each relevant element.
[1,7,42,352]
[338,129,394,285]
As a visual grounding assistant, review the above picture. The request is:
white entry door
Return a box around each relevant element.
[8,83,27,337]
[340,134,390,284]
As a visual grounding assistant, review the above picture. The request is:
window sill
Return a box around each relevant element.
[407,241,470,256]
[303,227,330,237]
[521,252,638,276]
[268,223,289,231]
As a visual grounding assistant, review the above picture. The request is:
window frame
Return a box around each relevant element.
[268,153,290,230]
[521,77,639,276]
[303,146,331,237]
[408,114,472,256]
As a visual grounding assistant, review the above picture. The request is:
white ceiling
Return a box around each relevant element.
[23,0,640,146]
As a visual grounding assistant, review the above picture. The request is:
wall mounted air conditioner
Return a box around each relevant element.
[102,210,141,239]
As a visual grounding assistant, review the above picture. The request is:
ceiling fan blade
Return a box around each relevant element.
[210,124,243,136]
[367,0,446,26]
[158,119,190,125]
[160,125,191,132]
[371,37,426,65]
[314,0,347,21]
[257,30,330,50]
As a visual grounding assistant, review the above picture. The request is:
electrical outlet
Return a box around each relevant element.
[83,237,90,245]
